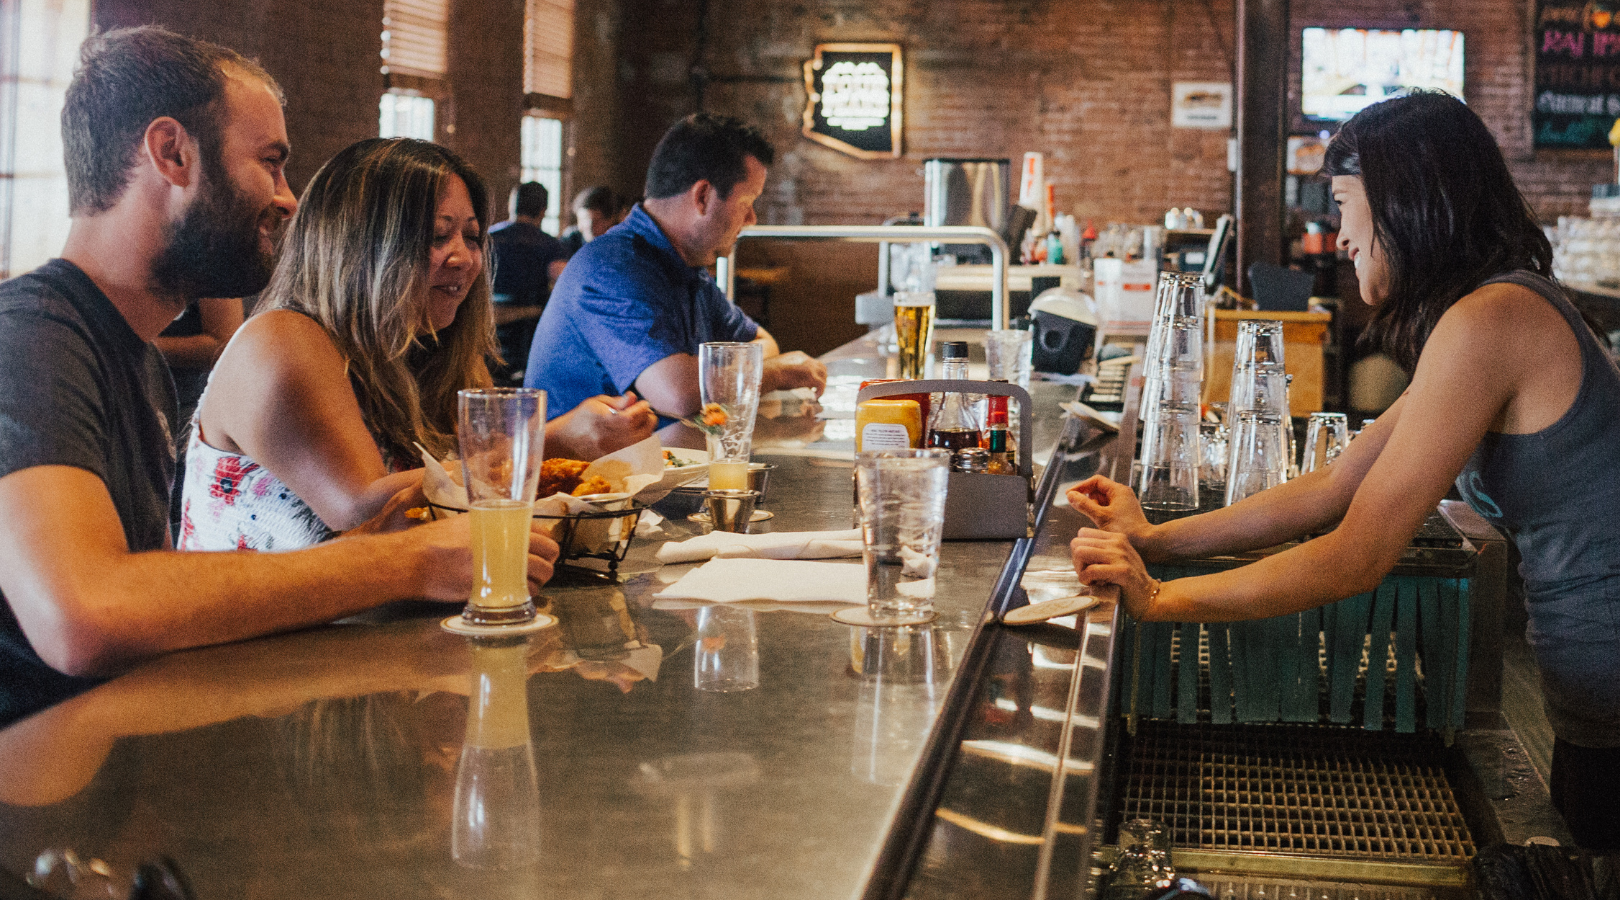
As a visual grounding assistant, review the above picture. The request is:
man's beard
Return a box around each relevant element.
[150,155,277,300]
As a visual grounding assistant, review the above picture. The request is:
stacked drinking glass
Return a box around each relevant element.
[1225,320,1291,506]
[1137,272,1206,519]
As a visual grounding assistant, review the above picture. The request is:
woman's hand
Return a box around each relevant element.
[1066,475,1156,549]
[546,393,657,460]
[1070,527,1165,620]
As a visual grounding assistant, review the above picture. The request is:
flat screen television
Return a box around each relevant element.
[1300,27,1465,124]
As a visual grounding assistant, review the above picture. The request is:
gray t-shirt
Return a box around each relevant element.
[0,259,176,726]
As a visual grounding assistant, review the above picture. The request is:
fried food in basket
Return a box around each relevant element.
[537,458,591,497]
[571,475,612,496]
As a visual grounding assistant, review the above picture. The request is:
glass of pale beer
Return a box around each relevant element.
[892,291,936,380]
[456,388,546,626]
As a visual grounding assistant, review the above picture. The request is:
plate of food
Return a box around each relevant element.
[655,447,710,495]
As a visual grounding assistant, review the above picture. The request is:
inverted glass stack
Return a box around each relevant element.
[1137,272,1206,517]
[1225,320,1291,506]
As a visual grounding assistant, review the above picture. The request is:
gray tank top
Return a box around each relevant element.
[1455,272,1620,598]
[1453,271,1620,744]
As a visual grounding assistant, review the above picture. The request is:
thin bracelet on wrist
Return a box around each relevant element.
[1144,578,1164,609]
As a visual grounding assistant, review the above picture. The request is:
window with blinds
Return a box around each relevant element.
[524,0,574,100]
[382,0,448,78]
[520,115,564,234]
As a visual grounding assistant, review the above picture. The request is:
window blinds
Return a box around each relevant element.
[382,0,448,78]
[524,0,574,99]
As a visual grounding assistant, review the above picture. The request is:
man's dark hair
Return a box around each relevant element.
[63,26,282,215]
[572,184,619,215]
[1322,90,1552,373]
[512,181,548,218]
[644,113,774,201]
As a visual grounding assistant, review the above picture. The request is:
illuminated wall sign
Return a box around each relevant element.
[802,43,903,159]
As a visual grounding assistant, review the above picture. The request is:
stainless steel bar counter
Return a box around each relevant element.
[0,328,1118,899]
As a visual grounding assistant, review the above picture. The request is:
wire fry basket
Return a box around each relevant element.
[426,498,647,577]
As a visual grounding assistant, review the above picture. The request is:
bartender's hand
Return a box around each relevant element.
[1066,475,1156,550]
[761,351,828,398]
[400,514,560,600]
[546,393,657,460]
[1070,527,1164,620]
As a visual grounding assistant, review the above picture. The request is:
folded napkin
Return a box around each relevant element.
[656,528,862,564]
[654,558,866,604]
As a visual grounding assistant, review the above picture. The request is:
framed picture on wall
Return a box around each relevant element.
[802,43,904,159]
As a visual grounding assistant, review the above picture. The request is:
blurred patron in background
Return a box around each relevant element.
[488,181,568,384]
[559,184,623,258]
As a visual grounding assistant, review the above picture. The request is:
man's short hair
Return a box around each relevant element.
[572,185,618,215]
[644,113,774,201]
[512,181,549,218]
[63,26,282,215]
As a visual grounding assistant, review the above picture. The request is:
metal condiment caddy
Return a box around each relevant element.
[857,379,1035,540]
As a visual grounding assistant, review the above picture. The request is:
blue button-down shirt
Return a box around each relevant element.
[524,204,759,422]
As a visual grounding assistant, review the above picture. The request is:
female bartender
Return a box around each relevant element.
[1068,91,1620,849]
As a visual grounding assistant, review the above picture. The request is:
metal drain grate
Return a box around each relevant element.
[1118,721,1474,863]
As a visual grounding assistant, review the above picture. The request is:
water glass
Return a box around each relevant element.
[457,388,546,626]
[1302,412,1350,474]
[694,606,760,692]
[1224,410,1289,506]
[984,328,1034,390]
[855,449,951,625]
[698,342,764,464]
[1137,404,1200,516]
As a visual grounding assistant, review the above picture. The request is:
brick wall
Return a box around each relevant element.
[95,0,531,220]
[592,0,1613,353]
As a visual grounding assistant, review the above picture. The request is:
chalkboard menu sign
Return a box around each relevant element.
[801,43,903,159]
[1534,0,1620,149]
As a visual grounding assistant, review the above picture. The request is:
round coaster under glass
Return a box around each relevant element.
[440,611,556,637]
[1000,594,1098,626]
[831,606,938,628]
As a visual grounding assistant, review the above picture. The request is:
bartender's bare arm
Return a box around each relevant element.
[1071,281,1579,623]
[0,466,559,679]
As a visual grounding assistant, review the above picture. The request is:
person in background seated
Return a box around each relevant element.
[524,113,826,429]
[1067,91,1620,850]
[488,181,567,384]
[559,185,623,258]
[184,138,654,552]
[0,27,559,727]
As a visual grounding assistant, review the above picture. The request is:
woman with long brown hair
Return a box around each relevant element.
[1069,91,1620,848]
[181,138,653,551]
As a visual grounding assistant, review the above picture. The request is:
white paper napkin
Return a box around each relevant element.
[655,528,862,564]
[653,558,866,604]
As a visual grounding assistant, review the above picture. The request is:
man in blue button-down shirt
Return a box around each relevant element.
[524,114,826,426]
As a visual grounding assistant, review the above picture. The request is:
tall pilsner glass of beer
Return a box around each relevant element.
[893,291,936,380]
[457,388,546,626]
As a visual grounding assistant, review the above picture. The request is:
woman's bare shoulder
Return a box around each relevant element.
[223,309,345,380]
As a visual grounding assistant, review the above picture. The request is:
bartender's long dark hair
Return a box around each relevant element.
[1321,90,1553,373]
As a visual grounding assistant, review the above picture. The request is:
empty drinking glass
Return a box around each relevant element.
[854,449,951,625]
[1302,412,1350,474]
[1138,405,1201,518]
[1225,410,1289,506]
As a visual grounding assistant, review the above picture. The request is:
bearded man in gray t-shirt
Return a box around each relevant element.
[0,27,559,726]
